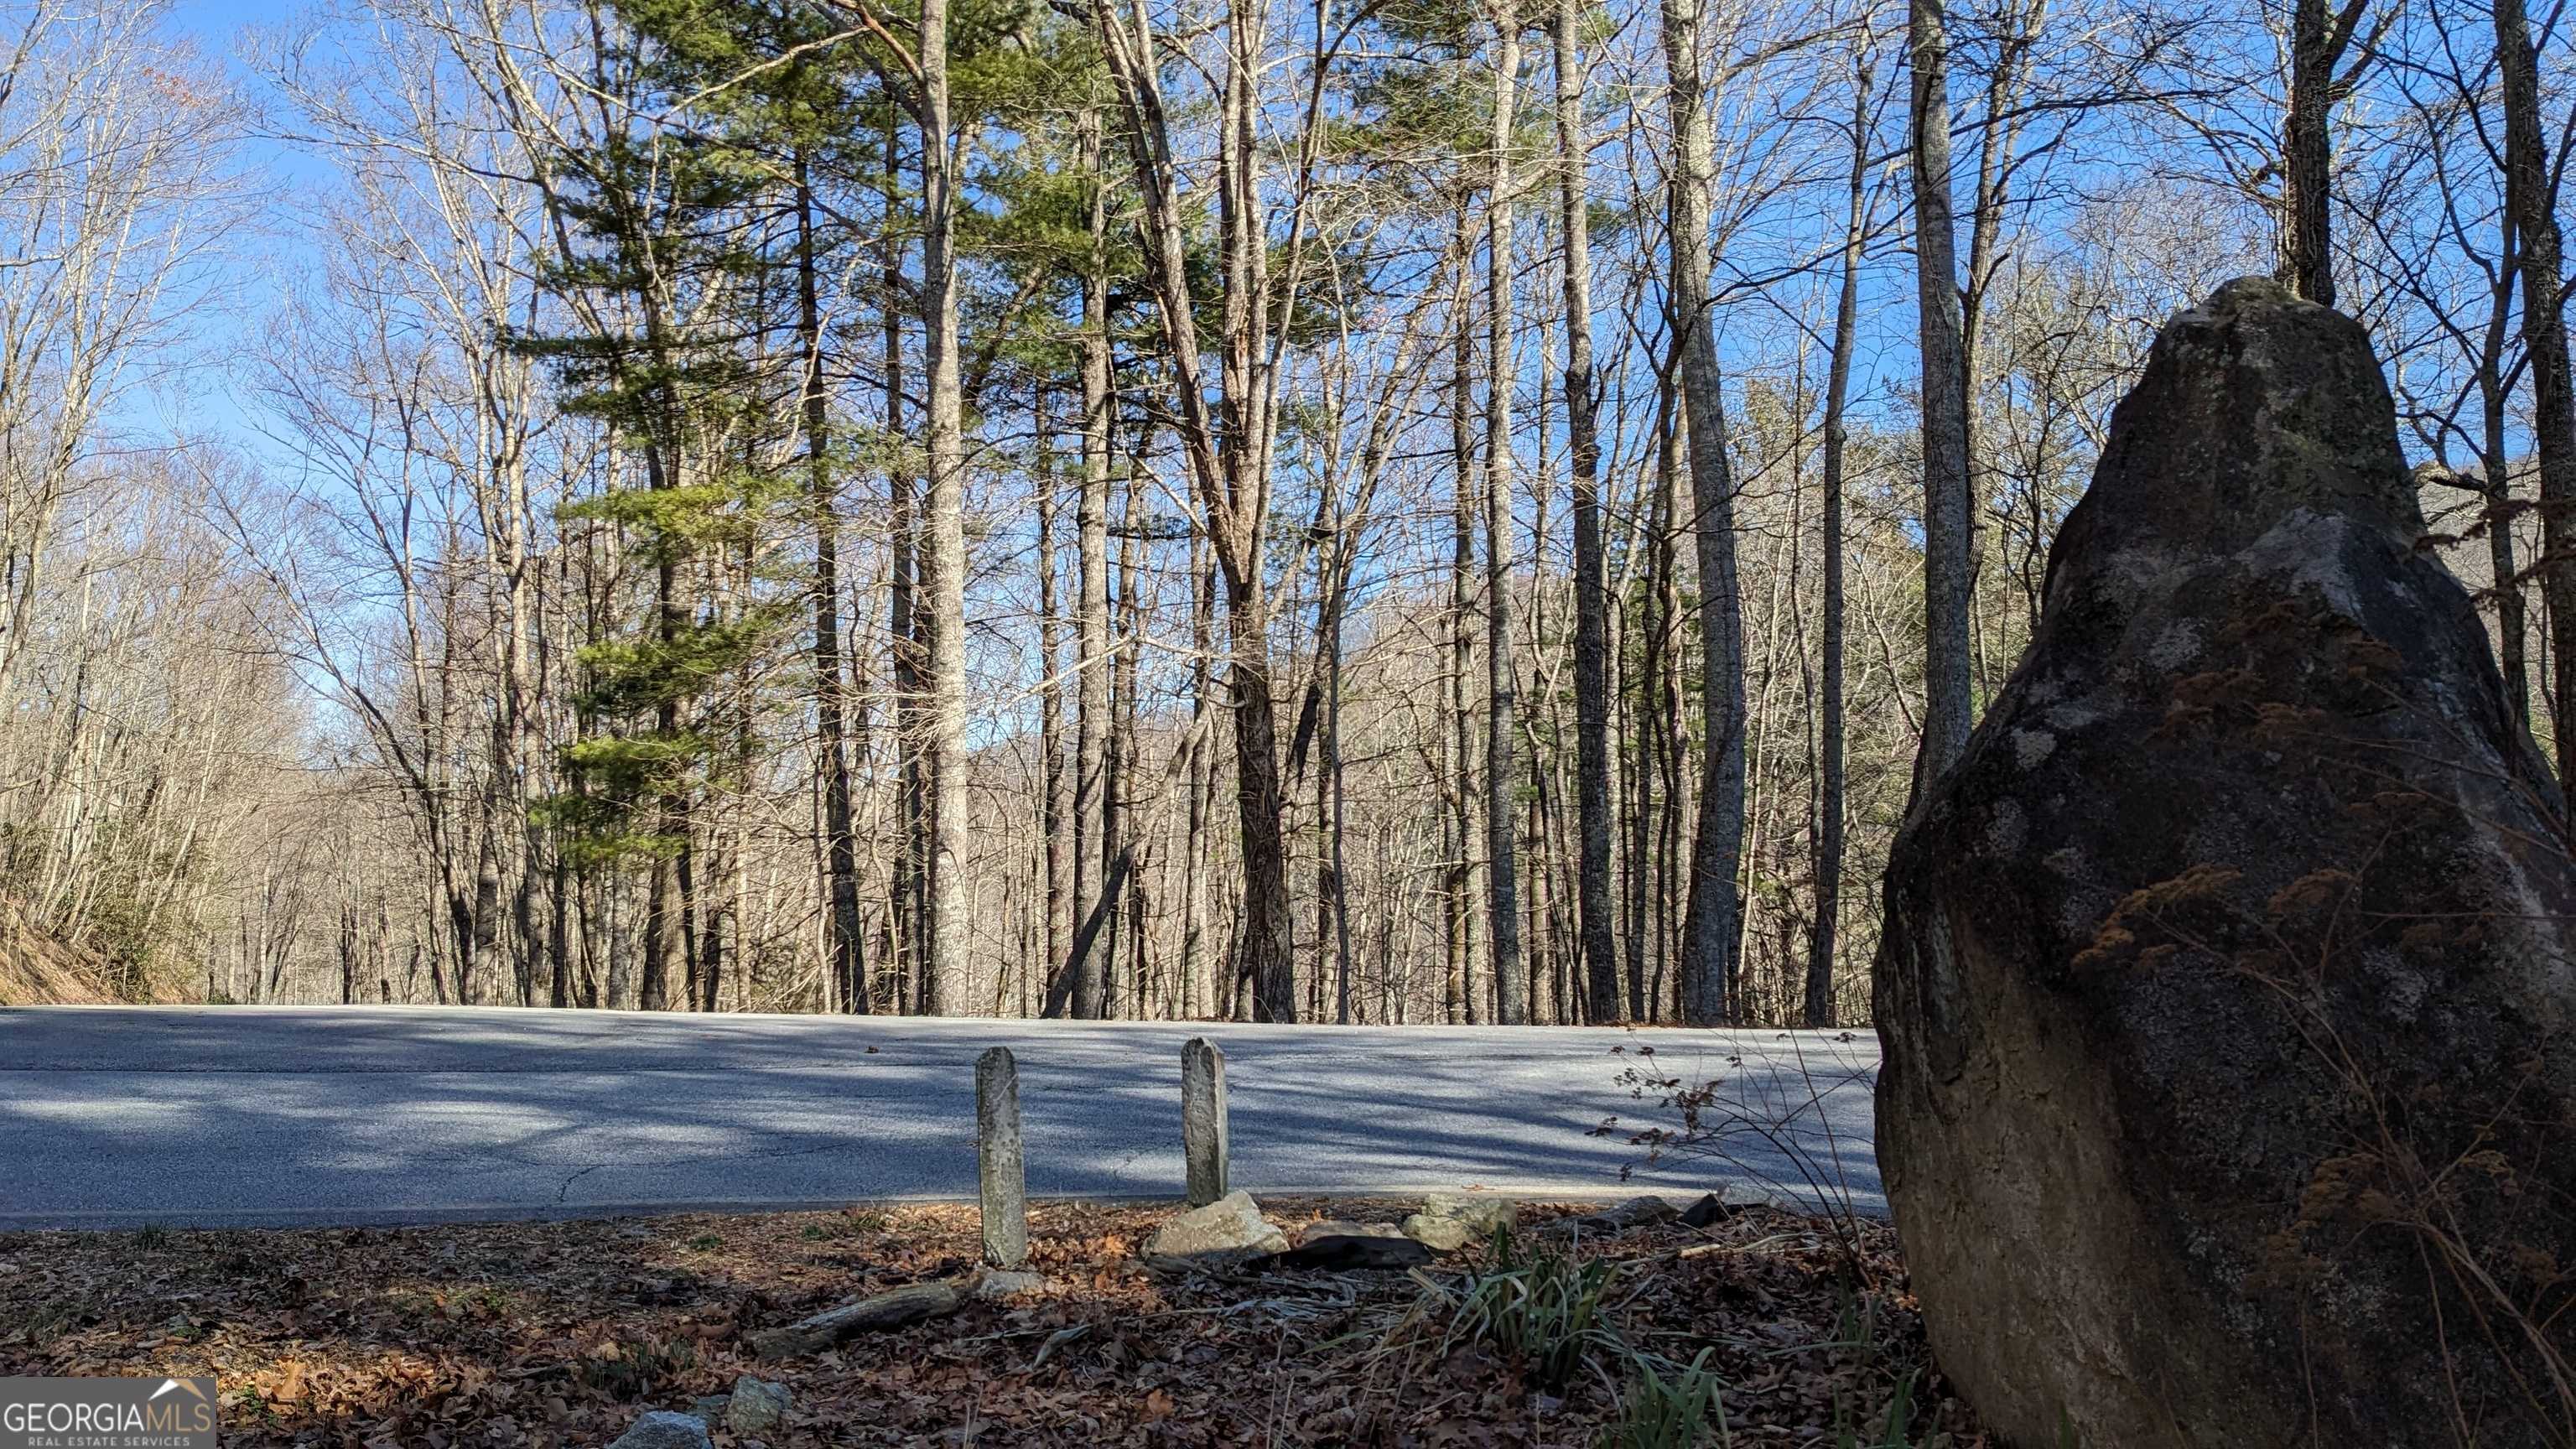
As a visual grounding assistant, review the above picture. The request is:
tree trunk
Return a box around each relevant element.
[637,428,685,1013]
[2496,0,2576,782]
[2459,205,2534,741]
[1069,108,1114,1018]
[799,156,868,1015]
[1662,0,1746,1027]
[1109,458,1145,1013]
[1088,0,1296,1020]
[918,0,969,1017]
[1808,60,1870,1030]
[1327,582,1353,1025]
[2280,0,2346,304]
[1627,376,1676,1019]
[1449,200,1480,1026]
[1483,0,1528,1025]
[1183,527,1216,1017]
[883,106,923,1015]
[1035,390,1069,1016]
[1656,374,1690,1021]
[1909,0,1976,788]
[1555,0,1618,1026]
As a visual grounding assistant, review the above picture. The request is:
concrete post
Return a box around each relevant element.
[976,1046,1026,1269]
[1182,1036,1228,1206]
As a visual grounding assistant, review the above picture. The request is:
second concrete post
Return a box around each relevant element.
[976,1046,1027,1269]
[1182,1037,1228,1206]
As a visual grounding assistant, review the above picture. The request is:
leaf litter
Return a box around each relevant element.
[0,1198,1982,1446]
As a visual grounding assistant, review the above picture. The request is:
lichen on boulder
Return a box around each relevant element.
[1875,277,2576,1447]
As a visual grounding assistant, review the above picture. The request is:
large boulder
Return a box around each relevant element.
[1875,278,2576,1447]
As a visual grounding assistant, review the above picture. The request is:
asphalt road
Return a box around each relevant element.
[0,1008,1881,1231]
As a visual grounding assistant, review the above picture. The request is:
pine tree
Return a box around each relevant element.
[512,2,823,1010]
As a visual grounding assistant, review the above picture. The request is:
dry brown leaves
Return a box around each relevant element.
[0,1199,1980,1447]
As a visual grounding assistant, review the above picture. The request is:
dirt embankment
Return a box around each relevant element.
[0,893,118,1005]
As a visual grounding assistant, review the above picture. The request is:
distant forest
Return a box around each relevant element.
[0,0,2564,1023]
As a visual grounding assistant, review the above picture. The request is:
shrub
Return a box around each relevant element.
[1601,1349,1727,1449]
[1446,1227,1626,1390]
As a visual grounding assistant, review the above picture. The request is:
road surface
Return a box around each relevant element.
[0,1008,1880,1231]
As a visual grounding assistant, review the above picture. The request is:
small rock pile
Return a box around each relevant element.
[1139,1189,1529,1272]
[608,1374,795,1448]
[1134,1186,1763,1273]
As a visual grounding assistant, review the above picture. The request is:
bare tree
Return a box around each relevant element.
[1085,0,1337,1021]
[1908,0,1976,787]
[1555,0,1618,1024]
[1810,46,1882,1029]
[1663,0,1748,1026]
[2495,0,2576,778]
[2279,0,2376,303]
[1483,0,1529,1025]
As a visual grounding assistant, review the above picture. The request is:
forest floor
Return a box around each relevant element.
[0,1197,1976,1447]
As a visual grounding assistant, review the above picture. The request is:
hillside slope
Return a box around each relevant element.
[0,895,116,1005]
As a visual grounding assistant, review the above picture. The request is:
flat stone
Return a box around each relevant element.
[1142,1190,1288,1270]
[1292,1218,1405,1248]
[684,1394,730,1429]
[1275,1221,1434,1270]
[1555,1195,1679,1235]
[606,1410,714,1449]
[725,1375,791,1435]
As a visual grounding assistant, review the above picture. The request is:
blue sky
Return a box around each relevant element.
[147,1,338,478]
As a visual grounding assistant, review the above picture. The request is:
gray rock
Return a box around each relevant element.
[725,1375,791,1435]
[1678,1183,1784,1226]
[1292,1218,1400,1247]
[1675,1192,1728,1228]
[1420,1192,1517,1235]
[1142,1189,1288,1270]
[1877,277,2576,1449]
[684,1394,730,1429]
[1399,1214,1476,1251]
[606,1410,714,1449]
[1554,1195,1678,1235]
[1403,1193,1515,1250]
